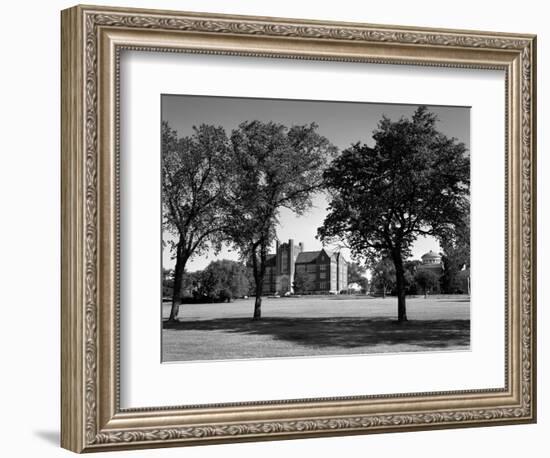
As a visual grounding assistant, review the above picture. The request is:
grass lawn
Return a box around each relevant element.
[162,295,470,362]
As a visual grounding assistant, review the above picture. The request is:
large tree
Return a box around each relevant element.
[162,121,230,321]
[226,121,336,319]
[319,106,469,322]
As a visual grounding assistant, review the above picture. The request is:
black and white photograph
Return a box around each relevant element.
[161,95,471,363]
[1,0,541,455]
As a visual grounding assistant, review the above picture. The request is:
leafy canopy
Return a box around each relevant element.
[162,121,231,258]
[414,269,440,291]
[318,106,470,263]
[347,262,369,290]
[198,260,250,301]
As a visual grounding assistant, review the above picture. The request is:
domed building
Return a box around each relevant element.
[420,250,443,270]
[413,250,444,294]
[417,250,444,279]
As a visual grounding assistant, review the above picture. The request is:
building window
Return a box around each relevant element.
[320,272,326,280]
[281,249,288,274]
[320,264,327,271]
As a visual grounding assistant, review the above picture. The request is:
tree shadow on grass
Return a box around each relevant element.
[163,317,470,349]
[437,298,471,303]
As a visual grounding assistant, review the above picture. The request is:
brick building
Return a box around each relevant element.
[262,239,348,295]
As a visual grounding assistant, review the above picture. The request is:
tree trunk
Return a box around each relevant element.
[392,249,408,323]
[251,243,266,320]
[253,283,262,320]
[169,242,189,322]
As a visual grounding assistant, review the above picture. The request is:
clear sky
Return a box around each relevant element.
[162,94,470,273]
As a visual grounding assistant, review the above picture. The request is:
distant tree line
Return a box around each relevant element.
[163,259,372,302]
[163,260,251,304]
[370,253,469,299]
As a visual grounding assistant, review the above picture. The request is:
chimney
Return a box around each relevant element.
[289,239,295,294]
[275,239,281,275]
[299,242,304,252]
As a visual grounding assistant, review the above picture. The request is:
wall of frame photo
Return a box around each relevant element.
[0,0,547,457]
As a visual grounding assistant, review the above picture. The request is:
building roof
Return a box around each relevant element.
[264,254,277,267]
[295,251,321,264]
[295,249,345,264]
[421,250,441,260]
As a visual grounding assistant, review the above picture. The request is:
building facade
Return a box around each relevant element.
[262,239,348,295]
[417,250,444,276]
[415,250,444,294]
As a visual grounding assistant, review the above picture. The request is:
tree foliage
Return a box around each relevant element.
[347,262,369,292]
[319,106,469,321]
[225,121,336,319]
[162,268,174,288]
[196,260,250,302]
[371,257,417,296]
[414,269,440,298]
[371,258,396,297]
[293,269,313,294]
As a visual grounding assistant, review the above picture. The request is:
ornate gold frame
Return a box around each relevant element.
[61,4,537,453]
